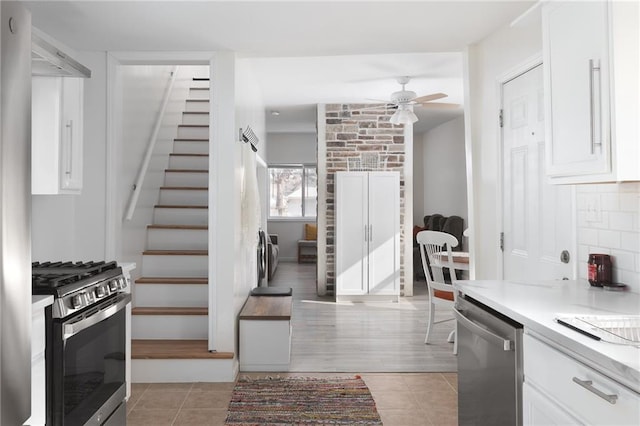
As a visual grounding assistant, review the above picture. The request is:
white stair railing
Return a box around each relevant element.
[124,66,179,221]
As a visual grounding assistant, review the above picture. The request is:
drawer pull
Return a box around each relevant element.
[572,377,618,404]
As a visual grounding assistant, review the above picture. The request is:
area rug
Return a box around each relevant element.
[225,376,383,425]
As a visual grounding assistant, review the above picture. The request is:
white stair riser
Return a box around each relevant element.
[169,155,208,170]
[177,126,209,139]
[190,80,210,89]
[173,141,209,155]
[154,207,208,226]
[134,284,208,308]
[184,100,209,112]
[189,88,209,99]
[164,171,208,187]
[132,359,236,383]
[142,254,207,277]
[182,113,209,125]
[132,315,207,339]
[159,188,208,206]
[147,228,207,250]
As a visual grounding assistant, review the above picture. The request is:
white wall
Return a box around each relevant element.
[414,116,467,229]
[230,57,266,343]
[576,183,640,293]
[119,65,204,274]
[466,20,542,279]
[266,132,317,261]
[32,51,108,261]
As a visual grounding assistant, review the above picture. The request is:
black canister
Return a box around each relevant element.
[588,254,612,287]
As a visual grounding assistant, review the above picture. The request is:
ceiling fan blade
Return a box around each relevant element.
[365,97,393,103]
[413,93,448,103]
[352,104,396,111]
[416,102,461,110]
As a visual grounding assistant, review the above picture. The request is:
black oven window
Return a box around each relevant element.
[62,308,125,422]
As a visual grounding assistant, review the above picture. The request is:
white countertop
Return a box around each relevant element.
[453,279,640,394]
[32,295,53,311]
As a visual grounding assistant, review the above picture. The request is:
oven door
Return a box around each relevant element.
[51,293,131,425]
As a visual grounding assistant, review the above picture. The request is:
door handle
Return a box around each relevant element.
[589,59,602,154]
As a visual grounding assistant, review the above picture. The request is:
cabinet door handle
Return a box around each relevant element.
[369,225,373,242]
[572,377,618,404]
[65,120,73,176]
[589,59,602,154]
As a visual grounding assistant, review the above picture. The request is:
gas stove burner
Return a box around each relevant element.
[32,260,127,318]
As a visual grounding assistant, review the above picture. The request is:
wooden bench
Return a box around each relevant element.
[297,240,317,263]
[239,295,292,371]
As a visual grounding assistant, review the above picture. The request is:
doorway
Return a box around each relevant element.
[501,62,575,280]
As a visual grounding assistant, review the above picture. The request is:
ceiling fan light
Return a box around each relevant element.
[390,108,418,125]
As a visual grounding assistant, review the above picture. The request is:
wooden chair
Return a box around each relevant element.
[416,230,459,352]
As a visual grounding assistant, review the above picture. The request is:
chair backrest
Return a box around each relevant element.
[416,230,459,293]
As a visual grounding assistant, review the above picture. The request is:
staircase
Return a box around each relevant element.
[130,77,234,382]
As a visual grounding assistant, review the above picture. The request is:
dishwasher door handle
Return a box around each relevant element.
[454,308,513,351]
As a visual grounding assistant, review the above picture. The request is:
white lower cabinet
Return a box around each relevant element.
[523,333,640,425]
[523,382,582,425]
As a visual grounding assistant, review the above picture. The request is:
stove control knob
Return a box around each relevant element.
[96,285,107,298]
[72,294,85,309]
[109,280,118,292]
[118,277,127,290]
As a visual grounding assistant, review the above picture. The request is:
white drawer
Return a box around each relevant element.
[524,334,640,425]
[31,310,46,356]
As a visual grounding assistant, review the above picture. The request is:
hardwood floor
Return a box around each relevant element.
[269,261,458,373]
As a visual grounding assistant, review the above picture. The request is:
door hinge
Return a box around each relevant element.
[500,232,504,252]
[499,109,504,128]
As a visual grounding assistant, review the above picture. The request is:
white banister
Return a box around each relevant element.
[124,66,179,221]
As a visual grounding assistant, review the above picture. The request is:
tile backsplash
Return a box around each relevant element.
[577,182,640,293]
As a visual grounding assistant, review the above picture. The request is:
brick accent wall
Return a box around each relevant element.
[323,104,407,295]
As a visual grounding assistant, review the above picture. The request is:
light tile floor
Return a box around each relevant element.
[127,372,458,425]
[128,262,459,425]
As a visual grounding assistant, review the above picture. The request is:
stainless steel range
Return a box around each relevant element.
[32,261,131,426]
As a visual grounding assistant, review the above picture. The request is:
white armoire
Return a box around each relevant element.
[335,171,400,302]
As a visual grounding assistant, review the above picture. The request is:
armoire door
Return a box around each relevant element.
[367,172,400,295]
[335,172,368,295]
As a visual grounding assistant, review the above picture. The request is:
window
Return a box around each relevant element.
[268,165,317,218]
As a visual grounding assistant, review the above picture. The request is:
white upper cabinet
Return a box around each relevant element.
[32,76,84,194]
[543,0,639,183]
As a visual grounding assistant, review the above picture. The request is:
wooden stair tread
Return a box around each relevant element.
[193,78,210,81]
[182,111,209,115]
[165,169,208,173]
[131,339,232,360]
[190,87,209,90]
[178,124,208,128]
[185,99,209,102]
[143,249,208,256]
[154,205,208,209]
[174,138,209,142]
[147,224,208,230]
[132,307,207,315]
[160,186,208,190]
[170,153,209,157]
[136,277,208,284]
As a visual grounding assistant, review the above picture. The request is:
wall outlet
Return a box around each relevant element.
[585,194,602,222]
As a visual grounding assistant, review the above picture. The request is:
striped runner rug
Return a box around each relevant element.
[225,376,383,425]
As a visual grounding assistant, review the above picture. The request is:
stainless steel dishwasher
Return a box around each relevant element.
[454,294,524,426]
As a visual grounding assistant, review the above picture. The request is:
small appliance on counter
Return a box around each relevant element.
[32,261,130,426]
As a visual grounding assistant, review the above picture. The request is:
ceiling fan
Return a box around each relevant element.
[356,76,459,125]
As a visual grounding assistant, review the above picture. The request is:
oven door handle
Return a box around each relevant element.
[453,307,513,351]
[63,293,131,340]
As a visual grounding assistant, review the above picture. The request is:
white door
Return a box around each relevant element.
[335,172,368,295]
[367,172,399,295]
[502,64,574,280]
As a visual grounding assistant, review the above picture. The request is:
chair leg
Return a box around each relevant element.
[424,302,435,344]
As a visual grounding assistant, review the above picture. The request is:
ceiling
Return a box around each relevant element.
[24,1,535,133]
